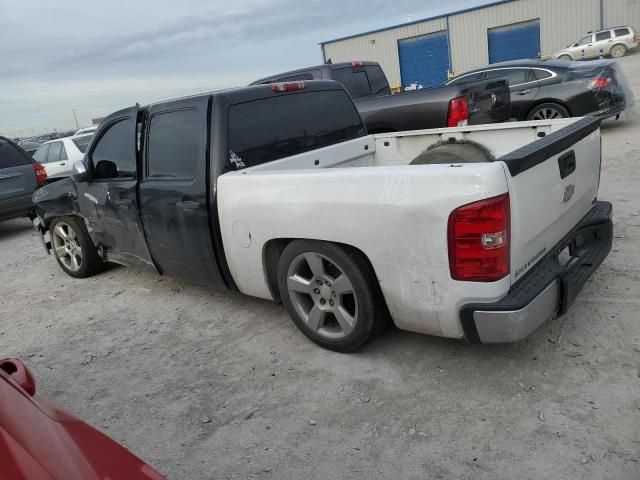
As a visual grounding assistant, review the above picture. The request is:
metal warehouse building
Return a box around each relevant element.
[320,0,640,90]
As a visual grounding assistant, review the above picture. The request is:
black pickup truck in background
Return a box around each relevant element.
[251,61,511,132]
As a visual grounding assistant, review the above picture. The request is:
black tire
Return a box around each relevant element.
[526,102,570,121]
[50,216,103,278]
[558,55,572,61]
[277,240,386,352]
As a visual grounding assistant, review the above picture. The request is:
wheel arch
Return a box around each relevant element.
[39,213,93,254]
[262,237,389,312]
[609,42,627,55]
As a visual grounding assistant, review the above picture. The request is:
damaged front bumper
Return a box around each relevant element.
[460,201,613,344]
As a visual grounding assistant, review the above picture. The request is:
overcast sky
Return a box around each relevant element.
[0,0,494,137]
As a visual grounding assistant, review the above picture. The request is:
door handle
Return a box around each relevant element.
[59,162,66,166]
[516,90,531,95]
[113,198,132,207]
[176,200,200,210]
[558,150,576,179]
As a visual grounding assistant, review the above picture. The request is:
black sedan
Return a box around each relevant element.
[446,59,630,121]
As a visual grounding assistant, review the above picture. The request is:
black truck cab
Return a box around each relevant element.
[33,81,366,289]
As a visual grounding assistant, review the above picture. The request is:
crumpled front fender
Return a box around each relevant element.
[32,179,82,253]
[32,178,80,223]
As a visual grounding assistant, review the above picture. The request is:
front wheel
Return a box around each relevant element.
[277,240,386,352]
[526,103,570,121]
[50,217,103,278]
[610,44,627,58]
[558,54,572,61]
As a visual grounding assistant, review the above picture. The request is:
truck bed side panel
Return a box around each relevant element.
[217,164,509,338]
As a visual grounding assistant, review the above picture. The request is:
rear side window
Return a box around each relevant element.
[332,68,371,98]
[364,66,390,95]
[147,109,201,178]
[228,90,366,169]
[278,73,314,82]
[448,72,484,86]
[614,28,630,37]
[33,144,49,163]
[532,69,553,80]
[596,31,612,41]
[484,68,534,86]
[91,118,136,179]
[47,142,62,163]
[0,140,31,168]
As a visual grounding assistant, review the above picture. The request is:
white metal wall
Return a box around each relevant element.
[322,17,447,88]
[449,0,600,73]
[321,0,639,86]
[603,0,640,30]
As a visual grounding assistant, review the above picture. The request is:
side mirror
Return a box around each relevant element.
[0,358,36,396]
[72,159,90,182]
[94,160,118,179]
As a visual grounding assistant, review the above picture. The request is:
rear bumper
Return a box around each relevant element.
[460,201,613,343]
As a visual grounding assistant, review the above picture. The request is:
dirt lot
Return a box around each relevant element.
[2,55,640,480]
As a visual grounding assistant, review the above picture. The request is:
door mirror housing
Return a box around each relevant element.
[72,159,90,182]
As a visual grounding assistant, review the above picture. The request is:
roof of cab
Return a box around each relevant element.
[250,61,379,86]
[102,80,347,124]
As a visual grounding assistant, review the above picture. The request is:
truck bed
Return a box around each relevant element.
[246,118,587,170]
[218,117,602,339]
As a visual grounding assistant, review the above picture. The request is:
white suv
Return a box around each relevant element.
[553,26,639,60]
[33,134,93,180]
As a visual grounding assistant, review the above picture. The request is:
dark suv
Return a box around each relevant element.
[0,137,47,222]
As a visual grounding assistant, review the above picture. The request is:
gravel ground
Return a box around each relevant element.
[2,54,640,480]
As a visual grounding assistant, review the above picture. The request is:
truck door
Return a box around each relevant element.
[138,96,225,286]
[78,106,154,269]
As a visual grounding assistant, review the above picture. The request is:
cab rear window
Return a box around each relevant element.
[228,90,365,170]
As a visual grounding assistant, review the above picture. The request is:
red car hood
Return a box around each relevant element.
[0,363,164,480]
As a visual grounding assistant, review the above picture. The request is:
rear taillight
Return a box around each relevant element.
[448,193,510,282]
[350,61,363,67]
[590,76,611,90]
[271,81,307,93]
[447,96,469,127]
[32,162,47,185]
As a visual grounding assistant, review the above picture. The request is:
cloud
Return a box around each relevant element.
[0,0,493,134]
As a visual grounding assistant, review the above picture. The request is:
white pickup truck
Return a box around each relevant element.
[33,80,613,352]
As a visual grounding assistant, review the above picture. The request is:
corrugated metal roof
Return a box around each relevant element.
[320,0,517,45]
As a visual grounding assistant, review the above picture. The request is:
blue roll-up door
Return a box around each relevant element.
[398,31,449,89]
[488,20,541,64]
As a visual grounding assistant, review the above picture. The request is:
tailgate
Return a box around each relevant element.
[463,78,511,125]
[499,117,602,284]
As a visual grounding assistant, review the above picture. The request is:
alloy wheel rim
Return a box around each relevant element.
[532,107,563,120]
[611,46,624,57]
[52,222,83,272]
[286,252,358,340]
